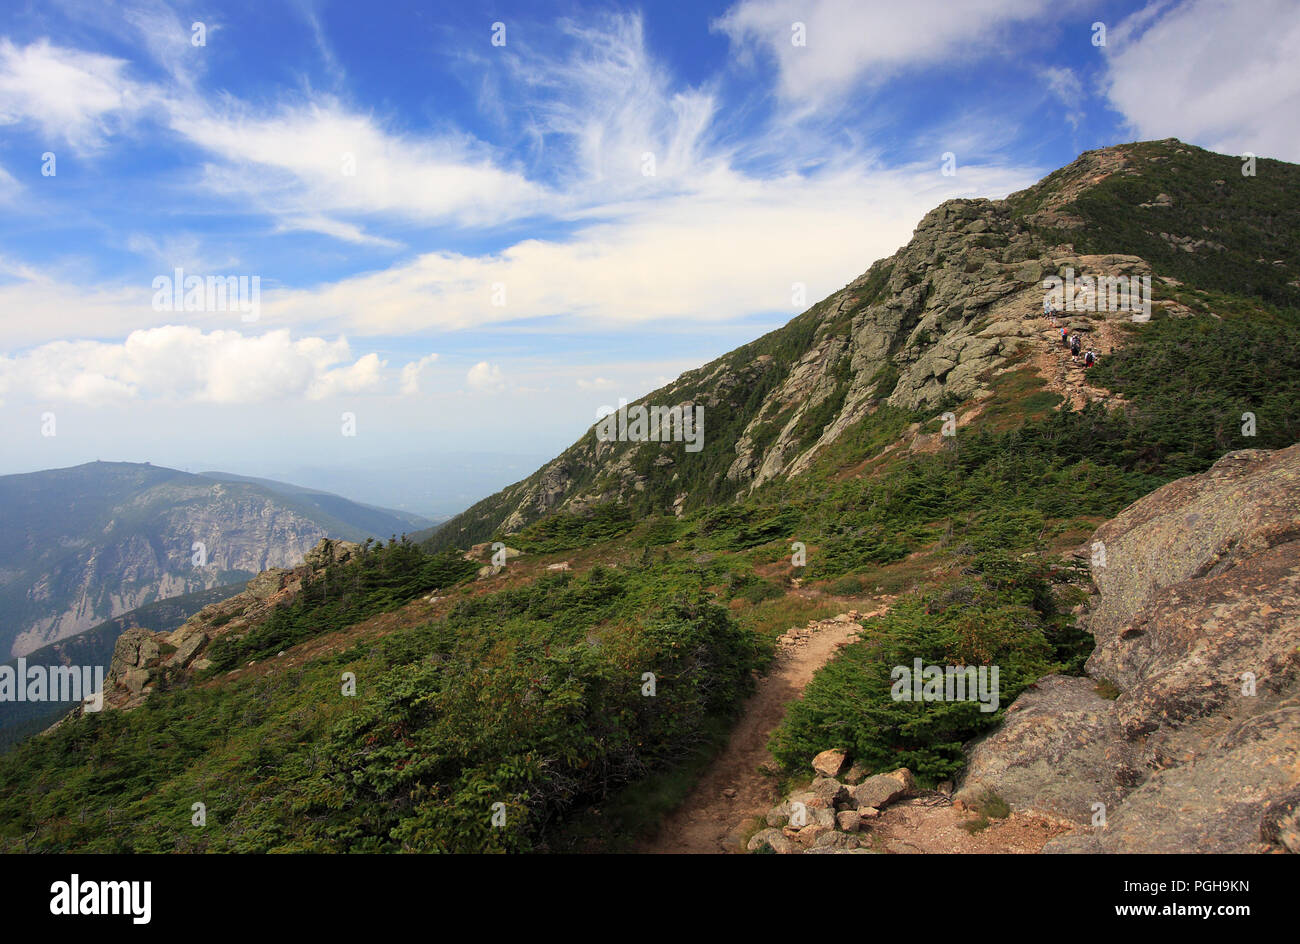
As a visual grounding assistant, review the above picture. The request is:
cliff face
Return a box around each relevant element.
[426,138,1298,551]
[956,444,1300,854]
[97,538,361,711]
[0,462,422,657]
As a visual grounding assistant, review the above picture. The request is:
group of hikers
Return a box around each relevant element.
[1044,299,1098,368]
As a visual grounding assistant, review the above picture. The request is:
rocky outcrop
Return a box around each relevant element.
[957,445,1300,853]
[94,538,361,711]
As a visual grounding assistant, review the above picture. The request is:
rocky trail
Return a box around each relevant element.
[644,597,1075,855]
[1032,310,1126,410]
[642,606,885,854]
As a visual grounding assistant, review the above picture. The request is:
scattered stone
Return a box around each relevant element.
[809,777,849,806]
[747,829,796,854]
[850,768,915,810]
[812,748,847,778]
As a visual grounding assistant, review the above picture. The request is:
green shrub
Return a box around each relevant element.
[771,580,1056,785]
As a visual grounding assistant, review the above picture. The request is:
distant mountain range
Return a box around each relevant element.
[0,462,432,657]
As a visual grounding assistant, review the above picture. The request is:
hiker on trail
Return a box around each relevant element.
[1061,326,1070,346]
[1085,350,1096,368]
[1070,334,1081,358]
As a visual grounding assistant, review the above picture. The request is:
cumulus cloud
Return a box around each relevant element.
[400,353,440,395]
[0,326,385,405]
[577,377,615,390]
[466,361,504,392]
[1102,0,1300,161]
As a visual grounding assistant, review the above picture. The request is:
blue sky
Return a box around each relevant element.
[0,0,1296,514]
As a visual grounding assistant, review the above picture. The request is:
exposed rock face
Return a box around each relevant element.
[957,445,1300,853]
[94,539,360,711]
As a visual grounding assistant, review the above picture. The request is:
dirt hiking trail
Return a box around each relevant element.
[642,603,888,854]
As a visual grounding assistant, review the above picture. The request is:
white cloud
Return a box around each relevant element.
[1102,0,1300,161]
[273,214,402,248]
[400,353,440,395]
[466,361,504,392]
[577,377,615,390]
[500,13,721,189]
[121,0,213,87]
[0,326,385,405]
[262,159,1039,337]
[0,38,146,151]
[169,97,554,232]
[0,154,1039,351]
[713,0,1055,113]
[125,233,238,272]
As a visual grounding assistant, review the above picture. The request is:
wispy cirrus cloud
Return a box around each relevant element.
[0,37,148,151]
[712,0,1060,116]
[170,98,556,235]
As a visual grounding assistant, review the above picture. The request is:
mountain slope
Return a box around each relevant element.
[424,139,1300,552]
[1,139,1297,854]
[0,462,432,656]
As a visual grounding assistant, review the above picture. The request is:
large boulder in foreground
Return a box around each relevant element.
[958,445,1300,853]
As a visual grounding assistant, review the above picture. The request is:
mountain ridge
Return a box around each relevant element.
[423,138,1300,553]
